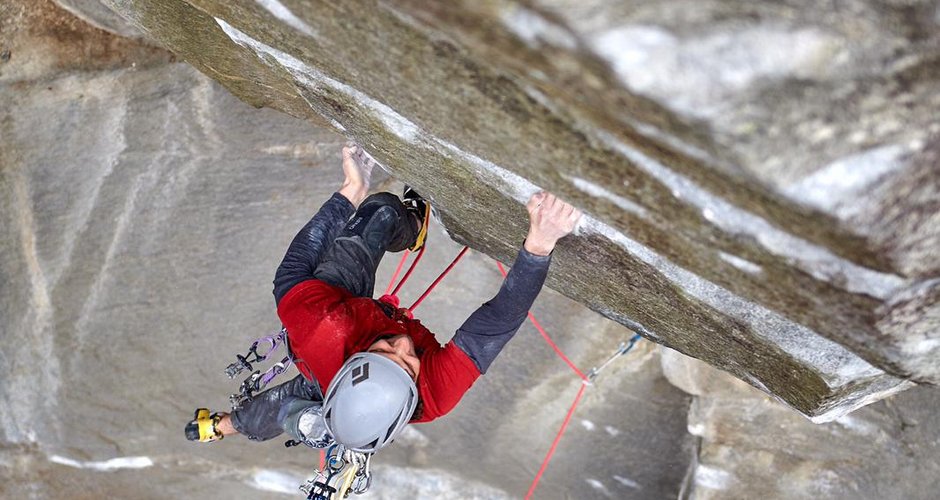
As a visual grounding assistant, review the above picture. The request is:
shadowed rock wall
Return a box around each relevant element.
[87,0,939,421]
[662,350,940,499]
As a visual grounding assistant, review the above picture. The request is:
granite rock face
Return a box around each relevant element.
[0,58,692,498]
[0,0,171,83]
[53,0,143,38]
[0,3,694,497]
[662,349,940,499]
[4,3,940,498]
[89,0,940,420]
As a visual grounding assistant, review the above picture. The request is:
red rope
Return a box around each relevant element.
[383,248,591,499]
[496,262,588,381]
[409,246,470,312]
[497,260,593,498]
[384,250,410,296]
[391,245,426,296]
[525,383,587,500]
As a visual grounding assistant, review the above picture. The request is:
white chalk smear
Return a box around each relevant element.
[590,25,835,117]
[567,175,648,218]
[215,18,419,142]
[585,478,614,498]
[49,455,153,471]
[580,419,596,431]
[251,469,304,494]
[254,0,317,38]
[594,129,906,301]
[904,337,940,356]
[834,415,879,435]
[784,145,905,219]
[718,251,763,275]
[329,118,347,132]
[613,475,642,490]
[434,139,539,204]
[500,5,577,50]
[249,465,512,498]
[694,465,734,490]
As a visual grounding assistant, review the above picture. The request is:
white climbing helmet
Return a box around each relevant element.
[322,352,418,453]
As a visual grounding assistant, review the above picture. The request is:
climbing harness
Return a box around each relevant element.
[299,445,373,500]
[224,333,376,498]
[225,327,294,410]
[216,201,644,498]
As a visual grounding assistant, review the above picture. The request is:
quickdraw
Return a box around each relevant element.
[225,327,293,409]
[300,445,373,500]
[585,334,643,382]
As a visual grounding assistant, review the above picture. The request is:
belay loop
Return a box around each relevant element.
[226,327,293,410]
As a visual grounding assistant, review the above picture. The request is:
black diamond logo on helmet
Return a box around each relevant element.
[352,363,370,386]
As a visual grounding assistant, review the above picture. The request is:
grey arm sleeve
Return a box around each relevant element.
[273,192,355,305]
[453,247,551,374]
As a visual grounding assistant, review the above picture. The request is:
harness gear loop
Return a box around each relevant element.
[226,328,294,410]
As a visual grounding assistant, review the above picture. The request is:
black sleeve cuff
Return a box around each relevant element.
[330,192,356,216]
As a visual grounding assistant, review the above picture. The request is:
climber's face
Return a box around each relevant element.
[367,334,419,381]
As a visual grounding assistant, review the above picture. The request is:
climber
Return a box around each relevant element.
[186,142,582,452]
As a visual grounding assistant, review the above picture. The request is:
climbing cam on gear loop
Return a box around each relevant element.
[225,327,294,409]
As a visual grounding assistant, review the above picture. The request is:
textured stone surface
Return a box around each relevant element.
[89,0,940,419]
[0,0,172,83]
[4,4,940,498]
[53,0,144,38]
[0,6,694,496]
[661,349,940,500]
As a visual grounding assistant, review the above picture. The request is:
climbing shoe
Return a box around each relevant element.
[184,408,224,443]
[403,185,430,251]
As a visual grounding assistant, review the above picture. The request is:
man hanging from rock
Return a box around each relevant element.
[186,142,582,453]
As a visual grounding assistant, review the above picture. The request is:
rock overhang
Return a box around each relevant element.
[95,0,939,420]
